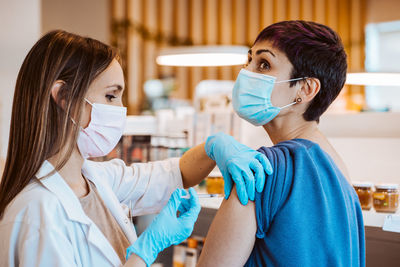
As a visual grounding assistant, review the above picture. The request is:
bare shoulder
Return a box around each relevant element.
[314,137,350,180]
[197,187,257,267]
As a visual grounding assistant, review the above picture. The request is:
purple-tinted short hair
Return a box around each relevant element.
[254,20,347,122]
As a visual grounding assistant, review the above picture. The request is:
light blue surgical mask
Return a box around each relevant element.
[232,68,306,126]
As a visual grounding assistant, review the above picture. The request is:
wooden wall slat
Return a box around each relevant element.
[143,0,158,81]
[220,0,234,81]
[127,0,143,114]
[326,0,338,31]
[275,0,288,22]
[288,0,301,20]
[301,0,314,21]
[113,0,125,20]
[174,0,189,99]
[232,0,247,76]
[349,0,364,96]
[350,0,363,72]
[248,0,261,42]
[189,0,204,98]
[159,0,174,79]
[205,0,219,80]
[314,0,326,24]
[260,0,274,29]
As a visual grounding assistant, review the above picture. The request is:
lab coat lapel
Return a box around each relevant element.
[86,223,122,265]
[36,160,90,225]
[36,161,122,266]
[82,160,138,244]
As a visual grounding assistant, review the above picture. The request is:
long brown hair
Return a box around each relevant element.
[0,30,120,218]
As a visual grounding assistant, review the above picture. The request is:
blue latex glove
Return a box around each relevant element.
[126,188,200,266]
[205,132,273,205]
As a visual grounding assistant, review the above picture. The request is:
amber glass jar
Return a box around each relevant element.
[206,171,224,194]
[353,182,373,210]
[373,184,399,213]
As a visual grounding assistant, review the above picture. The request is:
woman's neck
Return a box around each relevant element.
[48,147,88,198]
[263,113,320,145]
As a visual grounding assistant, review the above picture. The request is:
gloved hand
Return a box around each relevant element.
[205,132,273,205]
[126,188,200,266]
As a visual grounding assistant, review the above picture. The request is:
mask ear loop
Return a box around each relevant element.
[279,101,297,109]
[84,98,94,106]
[278,77,308,109]
[70,98,92,129]
[275,77,308,84]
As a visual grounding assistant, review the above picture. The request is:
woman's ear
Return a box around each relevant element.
[51,80,66,109]
[298,78,321,103]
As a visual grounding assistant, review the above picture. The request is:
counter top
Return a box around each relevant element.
[199,197,400,231]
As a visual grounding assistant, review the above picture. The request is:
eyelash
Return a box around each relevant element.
[244,57,270,71]
[106,94,116,101]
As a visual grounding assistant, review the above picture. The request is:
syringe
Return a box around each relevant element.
[182,193,224,199]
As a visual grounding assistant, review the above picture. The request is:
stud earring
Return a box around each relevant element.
[296,97,302,103]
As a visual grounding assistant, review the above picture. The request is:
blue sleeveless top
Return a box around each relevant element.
[244,139,365,267]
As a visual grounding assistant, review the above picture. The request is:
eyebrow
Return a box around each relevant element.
[248,49,276,57]
[106,84,124,91]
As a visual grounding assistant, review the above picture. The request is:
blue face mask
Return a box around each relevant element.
[232,68,306,126]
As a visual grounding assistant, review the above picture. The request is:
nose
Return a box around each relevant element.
[244,62,256,73]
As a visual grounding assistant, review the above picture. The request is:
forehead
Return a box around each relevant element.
[90,59,125,89]
[250,40,290,64]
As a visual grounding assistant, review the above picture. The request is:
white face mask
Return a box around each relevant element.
[77,98,127,158]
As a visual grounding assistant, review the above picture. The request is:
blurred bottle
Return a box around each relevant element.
[184,238,198,267]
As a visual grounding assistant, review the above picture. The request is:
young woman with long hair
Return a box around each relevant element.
[0,30,272,266]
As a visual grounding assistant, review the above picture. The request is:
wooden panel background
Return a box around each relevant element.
[112,0,366,114]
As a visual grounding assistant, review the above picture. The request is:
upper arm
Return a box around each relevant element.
[197,187,257,267]
[197,146,293,266]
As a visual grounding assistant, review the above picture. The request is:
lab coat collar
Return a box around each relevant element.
[36,160,137,243]
[35,160,90,225]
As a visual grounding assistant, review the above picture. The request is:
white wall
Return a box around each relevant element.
[41,0,110,44]
[240,113,400,185]
[0,0,41,167]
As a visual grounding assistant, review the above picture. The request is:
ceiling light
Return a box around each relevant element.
[346,72,400,86]
[156,45,249,67]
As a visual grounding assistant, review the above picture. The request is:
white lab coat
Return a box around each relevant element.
[0,158,183,267]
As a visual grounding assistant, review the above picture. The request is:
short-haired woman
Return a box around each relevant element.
[198,20,365,267]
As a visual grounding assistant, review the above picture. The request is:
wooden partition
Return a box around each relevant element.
[111,0,366,114]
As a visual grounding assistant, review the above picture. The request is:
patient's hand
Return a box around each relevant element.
[205,132,273,205]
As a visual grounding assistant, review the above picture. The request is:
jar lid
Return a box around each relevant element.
[187,238,198,249]
[208,169,223,178]
[375,183,399,190]
[352,181,373,188]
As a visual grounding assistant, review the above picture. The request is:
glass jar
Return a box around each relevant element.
[353,182,373,210]
[373,184,399,213]
[206,171,224,194]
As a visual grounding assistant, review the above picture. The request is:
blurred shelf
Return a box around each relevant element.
[362,209,400,229]
[200,197,399,229]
